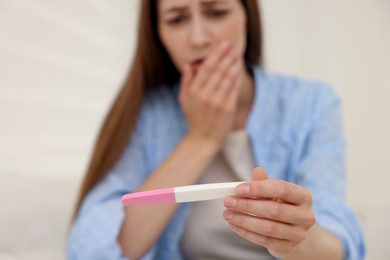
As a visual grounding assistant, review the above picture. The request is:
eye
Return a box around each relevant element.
[167,15,188,25]
[207,9,229,18]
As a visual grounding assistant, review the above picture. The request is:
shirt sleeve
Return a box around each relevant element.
[293,84,365,260]
[67,102,157,260]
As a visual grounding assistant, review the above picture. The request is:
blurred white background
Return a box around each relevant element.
[0,0,389,259]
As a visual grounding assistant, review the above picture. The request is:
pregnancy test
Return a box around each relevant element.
[121,181,245,206]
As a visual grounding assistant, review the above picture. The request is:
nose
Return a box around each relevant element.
[189,15,210,50]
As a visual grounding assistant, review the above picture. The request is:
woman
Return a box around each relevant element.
[68,0,365,259]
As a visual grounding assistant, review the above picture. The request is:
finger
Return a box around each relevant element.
[179,64,195,102]
[219,58,242,105]
[215,53,241,94]
[201,44,240,96]
[213,57,242,105]
[223,209,305,242]
[181,64,196,94]
[181,64,194,88]
[235,180,312,205]
[252,167,269,181]
[224,197,313,226]
[227,223,297,258]
[189,41,231,91]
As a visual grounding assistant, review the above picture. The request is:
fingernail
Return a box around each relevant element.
[236,184,250,195]
[224,210,233,220]
[224,197,236,207]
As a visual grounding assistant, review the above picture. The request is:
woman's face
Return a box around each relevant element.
[158,0,247,72]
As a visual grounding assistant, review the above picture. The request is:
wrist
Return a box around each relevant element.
[184,132,221,156]
[281,225,343,260]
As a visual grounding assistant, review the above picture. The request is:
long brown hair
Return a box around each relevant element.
[73,0,263,218]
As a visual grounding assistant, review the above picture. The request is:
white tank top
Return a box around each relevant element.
[181,130,274,260]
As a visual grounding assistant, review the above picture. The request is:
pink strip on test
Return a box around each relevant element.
[121,187,175,206]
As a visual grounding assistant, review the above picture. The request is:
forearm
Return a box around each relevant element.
[118,134,219,259]
[283,225,343,260]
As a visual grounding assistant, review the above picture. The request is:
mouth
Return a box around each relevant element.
[191,58,205,68]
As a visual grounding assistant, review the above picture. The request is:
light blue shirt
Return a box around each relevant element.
[68,65,365,260]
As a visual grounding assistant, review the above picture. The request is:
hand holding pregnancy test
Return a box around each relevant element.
[121,181,245,206]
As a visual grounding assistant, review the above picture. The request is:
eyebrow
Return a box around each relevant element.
[163,5,187,15]
[162,0,227,14]
[201,0,227,7]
